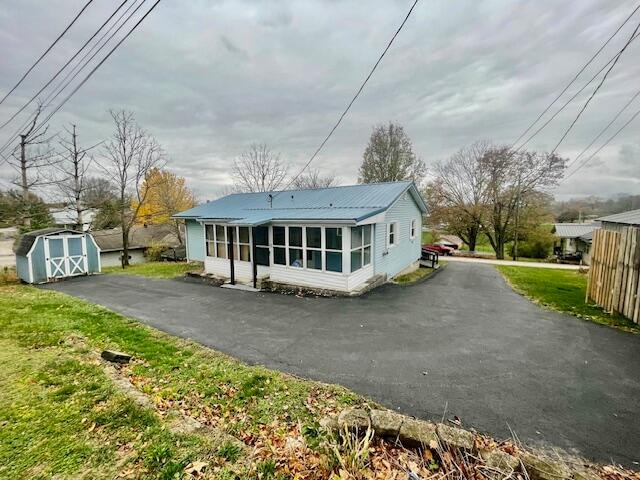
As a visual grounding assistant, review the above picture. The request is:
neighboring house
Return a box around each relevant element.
[14,228,101,284]
[174,181,426,293]
[552,222,600,264]
[50,207,97,231]
[597,208,640,232]
[92,224,181,267]
[435,234,463,250]
[0,226,18,268]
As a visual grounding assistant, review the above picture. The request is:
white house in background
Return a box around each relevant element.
[174,181,427,293]
[552,222,600,264]
[50,207,97,231]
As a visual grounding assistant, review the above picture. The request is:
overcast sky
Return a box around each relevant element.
[0,0,638,201]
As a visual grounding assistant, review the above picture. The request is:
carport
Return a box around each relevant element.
[15,228,101,283]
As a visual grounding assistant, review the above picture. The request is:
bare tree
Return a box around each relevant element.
[6,102,56,227]
[291,168,337,189]
[480,147,565,259]
[51,124,100,230]
[358,122,425,184]
[425,141,491,251]
[232,143,288,192]
[97,110,164,267]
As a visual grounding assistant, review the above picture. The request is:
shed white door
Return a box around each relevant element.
[45,235,88,279]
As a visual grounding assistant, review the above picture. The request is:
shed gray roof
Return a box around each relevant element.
[553,223,600,239]
[597,208,640,226]
[14,228,82,256]
[174,181,426,225]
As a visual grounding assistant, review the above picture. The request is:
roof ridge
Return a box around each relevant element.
[222,180,413,197]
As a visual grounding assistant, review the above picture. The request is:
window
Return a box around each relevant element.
[215,225,227,258]
[254,226,270,266]
[388,222,397,246]
[273,226,286,265]
[205,225,215,257]
[325,227,342,272]
[306,227,322,269]
[288,226,303,267]
[350,224,372,272]
[410,219,417,239]
[236,226,250,261]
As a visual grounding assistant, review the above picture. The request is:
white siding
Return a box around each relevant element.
[204,256,269,282]
[100,249,146,267]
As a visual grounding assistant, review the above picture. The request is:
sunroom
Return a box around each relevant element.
[201,222,374,292]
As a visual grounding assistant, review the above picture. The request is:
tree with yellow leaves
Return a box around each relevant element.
[134,168,196,244]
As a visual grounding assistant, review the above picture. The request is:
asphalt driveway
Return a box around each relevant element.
[42,263,640,467]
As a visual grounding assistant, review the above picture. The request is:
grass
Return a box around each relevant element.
[497,266,640,334]
[0,284,362,478]
[394,266,437,284]
[102,261,202,279]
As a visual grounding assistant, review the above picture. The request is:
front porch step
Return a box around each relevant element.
[221,282,260,292]
[351,274,387,295]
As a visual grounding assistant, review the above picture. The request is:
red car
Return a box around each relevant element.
[422,243,454,256]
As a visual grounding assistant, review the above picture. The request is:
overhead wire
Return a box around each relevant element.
[276,0,420,195]
[0,0,95,106]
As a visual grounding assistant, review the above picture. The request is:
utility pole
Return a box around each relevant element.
[19,134,31,228]
[71,125,83,230]
[512,175,521,261]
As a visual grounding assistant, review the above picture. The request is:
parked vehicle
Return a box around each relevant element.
[422,243,454,256]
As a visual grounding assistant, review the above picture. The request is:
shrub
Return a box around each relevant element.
[145,241,169,261]
[510,226,555,259]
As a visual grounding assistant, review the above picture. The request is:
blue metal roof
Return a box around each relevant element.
[175,181,426,225]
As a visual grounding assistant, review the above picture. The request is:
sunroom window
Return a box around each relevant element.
[254,226,270,266]
[288,227,303,267]
[350,224,371,272]
[205,225,215,257]
[325,227,342,272]
[306,227,322,270]
[236,226,250,262]
[273,226,286,265]
[215,225,227,258]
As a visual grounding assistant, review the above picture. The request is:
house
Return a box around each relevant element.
[14,228,101,284]
[50,207,97,232]
[597,208,640,232]
[552,222,600,264]
[174,181,427,293]
[92,224,181,267]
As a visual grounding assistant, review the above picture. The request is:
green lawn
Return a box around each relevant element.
[497,266,639,334]
[103,261,202,278]
[0,285,362,479]
[394,266,436,284]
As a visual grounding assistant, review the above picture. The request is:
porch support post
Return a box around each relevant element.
[228,226,235,285]
[251,227,258,289]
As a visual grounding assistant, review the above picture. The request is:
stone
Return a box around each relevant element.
[319,415,339,432]
[337,409,370,432]
[522,453,571,480]
[398,418,438,447]
[101,350,132,364]
[572,468,601,480]
[437,423,474,450]
[480,448,520,472]
[370,409,404,438]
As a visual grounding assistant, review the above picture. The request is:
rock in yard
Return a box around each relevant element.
[480,448,520,472]
[337,408,370,432]
[398,418,438,448]
[370,409,404,438]
[522,453,571,480]
[437,423,474,450]
[101,350,132,364]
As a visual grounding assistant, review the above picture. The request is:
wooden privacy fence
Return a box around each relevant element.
[587,227,640,324]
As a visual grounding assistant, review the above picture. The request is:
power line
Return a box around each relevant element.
[0,0,95,106]
[566,87,640,171]
[511,30,640,153]
[0,0,146,157]
[510,1,640,148]
[549,20,640,154]
[30,0,163,138]
[277,0,420,195]
[563,105,640,181]
[0,0,129,130]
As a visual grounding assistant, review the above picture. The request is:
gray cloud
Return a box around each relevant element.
[0,0,639,201]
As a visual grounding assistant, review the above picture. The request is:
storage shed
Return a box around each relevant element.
[15,228,101,284]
